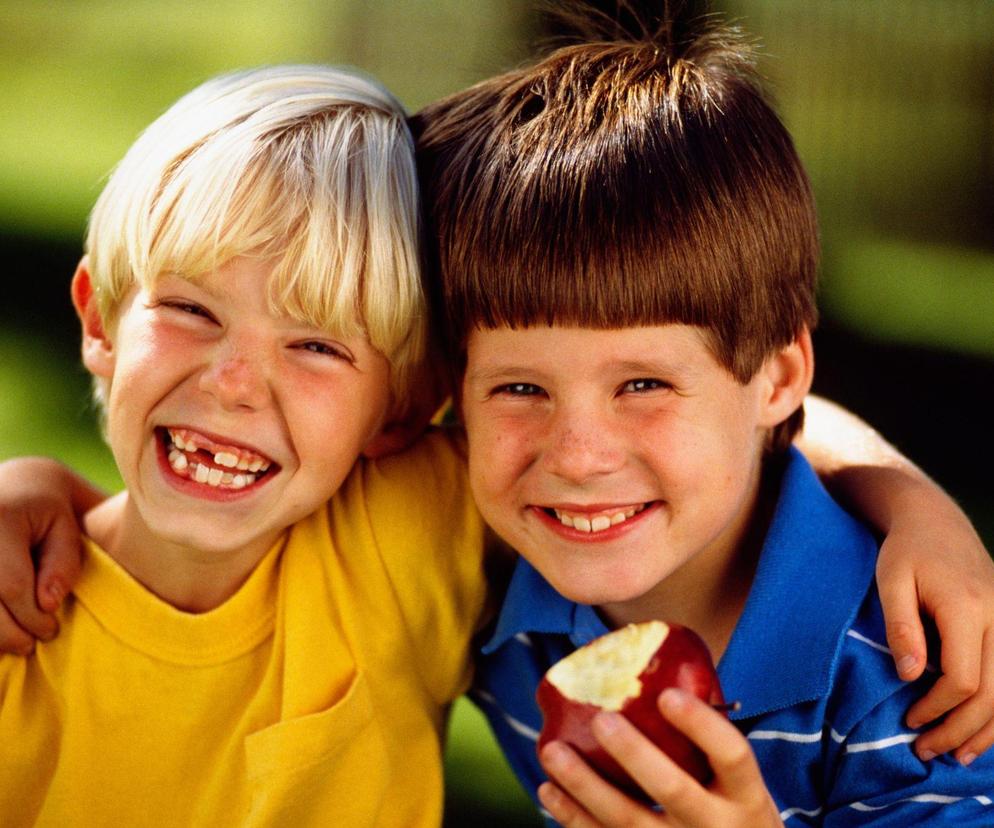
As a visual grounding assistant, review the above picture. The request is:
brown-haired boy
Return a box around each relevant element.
[413,8,994,825]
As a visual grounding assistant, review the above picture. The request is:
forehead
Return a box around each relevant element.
[464,324,722,379]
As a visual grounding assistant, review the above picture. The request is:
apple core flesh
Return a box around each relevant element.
[545,621,670,711]
[537,620,725,800]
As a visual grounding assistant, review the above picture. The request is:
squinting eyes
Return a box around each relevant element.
[623,379,668,393]
[490,379,669,398]
[295,341,354,362]
[495,383,543,397]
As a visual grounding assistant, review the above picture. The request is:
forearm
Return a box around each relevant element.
[797,395,960,536]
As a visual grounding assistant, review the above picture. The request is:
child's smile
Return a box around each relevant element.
[79,256,392,580]
[158,426,277,494]
[461,324,781,625]
[537,501,655,537]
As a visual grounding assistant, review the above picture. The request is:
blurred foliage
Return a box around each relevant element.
[0,0,532,239]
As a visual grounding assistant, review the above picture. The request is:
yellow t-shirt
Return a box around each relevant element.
[0,431,486,827]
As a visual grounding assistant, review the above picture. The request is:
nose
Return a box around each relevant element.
[541,404,625,484]
[198,340,272,411]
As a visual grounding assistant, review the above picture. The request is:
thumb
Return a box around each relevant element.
[877,567,927,681]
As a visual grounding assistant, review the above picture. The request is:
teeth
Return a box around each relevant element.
[233,474,247,489]
[553,505,646,533]
[165,428,273,482]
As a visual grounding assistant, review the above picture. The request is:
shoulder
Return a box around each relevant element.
[820,588,994,824]
[346,427,469,513]
[828,587,909,733]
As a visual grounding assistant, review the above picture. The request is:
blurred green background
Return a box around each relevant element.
[1,1,991,825]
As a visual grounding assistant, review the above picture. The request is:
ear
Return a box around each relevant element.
[71,257,115,379]
[756,326,815,428]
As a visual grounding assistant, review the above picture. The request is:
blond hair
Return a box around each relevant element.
[87,64,425,410]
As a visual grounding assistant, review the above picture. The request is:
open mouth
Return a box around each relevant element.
[159,427,278,491]
[542,503,650,534]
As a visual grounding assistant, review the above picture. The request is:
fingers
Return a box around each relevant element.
[875,563,927,681]
[954,716,994,767]
[655,690,776,822]
[538,739,664,827]
[537,780,607,828]
[0,601,37,656]
[906,603,982,733]
[0,536,58,645]
[913,626,994,762]
[34,515,84,613]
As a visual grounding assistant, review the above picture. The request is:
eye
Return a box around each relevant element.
[154,299,217,323]
[492,382,545,398]
[294,340,354,362]
[623,378,669,393]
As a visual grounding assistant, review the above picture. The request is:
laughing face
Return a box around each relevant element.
[461,325,793,624]
[76,256,392,569]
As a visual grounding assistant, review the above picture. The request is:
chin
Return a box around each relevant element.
[543,566,656,609]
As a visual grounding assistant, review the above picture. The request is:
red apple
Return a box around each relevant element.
[536,620,726,800]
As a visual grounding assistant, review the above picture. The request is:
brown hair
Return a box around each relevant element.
[412,7,819,448]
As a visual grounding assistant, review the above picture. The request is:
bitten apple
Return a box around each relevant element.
[536,620,726,799]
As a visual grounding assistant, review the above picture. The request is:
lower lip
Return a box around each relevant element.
[531,502,659,541]
[155,435,274,502]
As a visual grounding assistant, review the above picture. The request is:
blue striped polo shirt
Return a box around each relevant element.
[471,448,994,824]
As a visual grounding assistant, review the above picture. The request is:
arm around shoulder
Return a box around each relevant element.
[0,457,106,652]
[799,395,994,760]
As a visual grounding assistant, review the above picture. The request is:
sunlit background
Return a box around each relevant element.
[1,1,991,824]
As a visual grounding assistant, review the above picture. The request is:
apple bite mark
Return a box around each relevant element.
[158,426,278,491]
[537,620,726,800]
[545,622,670,710]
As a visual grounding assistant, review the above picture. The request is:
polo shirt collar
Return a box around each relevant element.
[480,448,877,719]
[480,562,609,654]
[719,449,877,718]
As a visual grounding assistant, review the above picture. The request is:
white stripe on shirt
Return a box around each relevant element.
[846,629,892,655]
[749,728,823,743]
[780,804,823,821]
[850,793,993,811]
[846,733,917,753]
[473,689,540,741]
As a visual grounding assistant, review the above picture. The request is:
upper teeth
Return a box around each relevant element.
[165,427,270,489]
[553,506,645,533]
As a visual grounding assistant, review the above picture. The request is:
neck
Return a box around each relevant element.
[599,454,783,661]
[83,492,278,613]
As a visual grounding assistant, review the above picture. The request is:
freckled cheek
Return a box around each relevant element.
[476,417,539,475]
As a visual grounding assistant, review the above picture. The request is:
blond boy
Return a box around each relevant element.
[0,65,485,826]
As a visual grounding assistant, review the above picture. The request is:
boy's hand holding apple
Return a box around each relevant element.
[536,622,783,827]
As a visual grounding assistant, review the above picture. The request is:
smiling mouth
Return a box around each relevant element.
[542,504,649,534]
[160,427,278,490]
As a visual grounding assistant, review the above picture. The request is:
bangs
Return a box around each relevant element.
[429,67,818,381]
[140,111,423,369]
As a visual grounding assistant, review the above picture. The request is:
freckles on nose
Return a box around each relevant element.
[201,354,268,405]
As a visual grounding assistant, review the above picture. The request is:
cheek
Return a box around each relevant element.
[467,415,536,491]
